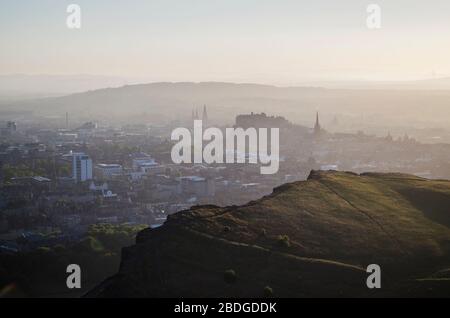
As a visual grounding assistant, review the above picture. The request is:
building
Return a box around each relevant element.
[139,162,164,174]
[314,112,322,137]
[10,176,52,192]
[7,121,17,132]
[235,112,291,129]
[179,176,215,197]
[89,181,109,192]
[96,164,123,179]
[71,152,93,183]
[77,121,98,131]
[191,105,208,125]
[202,105,208,127]
[57,132,78,143]
[1,121,17,136]
[132,153,157,170]
[320,164,338,171]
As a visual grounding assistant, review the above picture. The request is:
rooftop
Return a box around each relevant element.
[97,164,122,168]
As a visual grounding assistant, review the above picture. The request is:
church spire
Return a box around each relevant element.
[202,105,208,127]
[314,111,321,135]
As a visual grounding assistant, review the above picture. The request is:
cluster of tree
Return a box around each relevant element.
[88,144,141,163]
[87,223,147,253]
[1,159,71,181]
[0,223,147,297]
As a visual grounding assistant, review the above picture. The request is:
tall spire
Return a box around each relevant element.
[202,105,208,126]
[314,112,322,137]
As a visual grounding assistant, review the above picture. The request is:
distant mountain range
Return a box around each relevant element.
[3,74,450,101]
[3,80,450,130]
[88,171,450,297]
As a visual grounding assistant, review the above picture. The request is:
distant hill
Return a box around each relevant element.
[0,82,325,125]
[4,81,450,129]
[310,77,450,90]
[4,75,450,100]
[89,171,450,297]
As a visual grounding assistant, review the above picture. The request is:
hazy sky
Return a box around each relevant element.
[1,0,450,84]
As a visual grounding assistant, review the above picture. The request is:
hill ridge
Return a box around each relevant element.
[89,170,450,297]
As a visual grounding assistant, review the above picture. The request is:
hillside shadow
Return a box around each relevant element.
[398,188,450,228]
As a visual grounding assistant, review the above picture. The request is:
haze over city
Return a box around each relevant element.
[1,0,450,301]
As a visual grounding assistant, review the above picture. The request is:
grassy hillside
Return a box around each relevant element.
[89,171,450,297]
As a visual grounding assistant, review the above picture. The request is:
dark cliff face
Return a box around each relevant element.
[88,171,450,298]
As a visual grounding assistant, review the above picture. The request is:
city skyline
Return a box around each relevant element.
[2,0,450,301]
